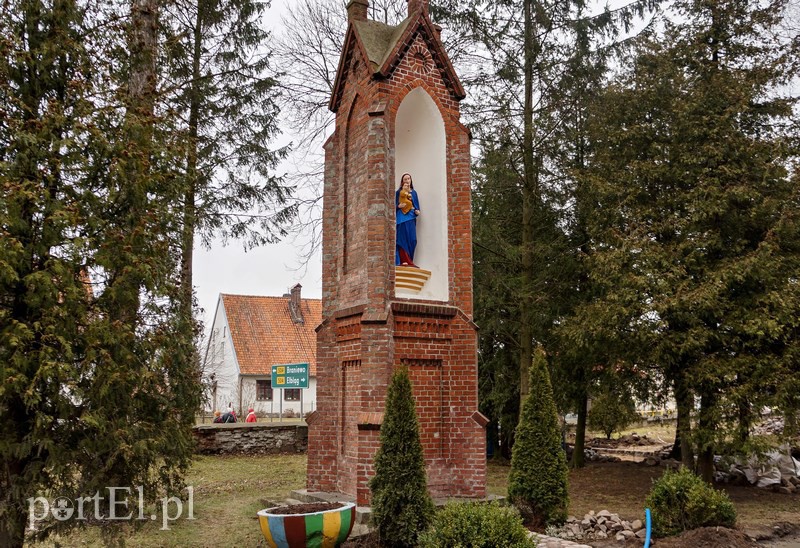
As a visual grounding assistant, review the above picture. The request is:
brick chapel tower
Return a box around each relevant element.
[306,0,487,505]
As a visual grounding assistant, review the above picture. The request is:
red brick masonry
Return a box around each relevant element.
[307,0,486,505]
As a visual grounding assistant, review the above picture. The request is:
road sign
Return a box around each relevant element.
[271,363,309,389]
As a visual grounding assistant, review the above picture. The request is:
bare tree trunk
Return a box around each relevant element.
[785,406,799,439]
[0,458,25,548]
[571,392,588,469]
[736,396,751,447]
[112,0,159,326]
[129,0,158,113]
[519,0,540,409]
[181,0,204,319]
[697,391,716,482]
[669,370,695,468]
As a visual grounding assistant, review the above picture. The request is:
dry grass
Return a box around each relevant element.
[33,452,799,546]
[35,454,307,547]
[488,458,800,537]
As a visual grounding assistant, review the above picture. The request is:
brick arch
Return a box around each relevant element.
[393,85,449,301]
[388,80,468,175]
[389,80,453,127]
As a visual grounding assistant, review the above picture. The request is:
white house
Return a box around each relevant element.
[203,284,321,417]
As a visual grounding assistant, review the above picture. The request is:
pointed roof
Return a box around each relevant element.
[330,12,465,112]
[221,294,322,376]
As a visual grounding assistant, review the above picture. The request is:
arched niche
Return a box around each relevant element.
[394,87,448,301]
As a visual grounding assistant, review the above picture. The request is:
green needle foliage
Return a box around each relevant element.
[508,347,569,527]
[369,367,434,548]
[418,501,537,548]
[570,0,800,478]
[0,1,232,545]
[646,467,736,537]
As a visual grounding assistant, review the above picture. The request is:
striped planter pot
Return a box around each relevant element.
[257,502,356,548]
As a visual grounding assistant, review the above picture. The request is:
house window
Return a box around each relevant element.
[256,379,273,401]
[284,389,301,401]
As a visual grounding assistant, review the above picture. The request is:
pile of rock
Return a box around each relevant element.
[619,433,656,446]
[640,455,681,468]
[715,447,800,494]
[777,477,800,494]
[586,433,661,449]
[547,510,647,542]
[565,446,623,463]
[585,448,623,463]
[753,416,786,437]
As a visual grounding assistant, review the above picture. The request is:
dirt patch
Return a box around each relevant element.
[748,522,800,547]
[266,502,344,515]
[342,530,381,547]
[648,526,760,547]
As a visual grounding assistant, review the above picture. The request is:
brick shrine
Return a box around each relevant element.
[305,0,487,505]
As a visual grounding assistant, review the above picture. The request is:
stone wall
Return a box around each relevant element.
[193,423,308,455]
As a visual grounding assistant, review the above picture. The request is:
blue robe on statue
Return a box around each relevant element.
[395,188,420,266]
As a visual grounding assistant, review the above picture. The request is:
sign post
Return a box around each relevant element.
[271,363,309,423]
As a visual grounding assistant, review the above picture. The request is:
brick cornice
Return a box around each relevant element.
[390,301,457,317]
[333,304,366,319]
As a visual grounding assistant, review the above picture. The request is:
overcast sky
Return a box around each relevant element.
[191,0,672,328]
[193,0,322,329]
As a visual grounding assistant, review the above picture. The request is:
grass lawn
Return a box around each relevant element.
[37,455,306,547]
[34,451,799,546]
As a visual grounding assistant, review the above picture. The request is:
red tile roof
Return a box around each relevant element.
[221,294,321,376]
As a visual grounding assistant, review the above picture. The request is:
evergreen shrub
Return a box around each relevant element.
[417,501,536,548]
[508,347,569,526]
[369,367,434,547]
[646,466,736,537]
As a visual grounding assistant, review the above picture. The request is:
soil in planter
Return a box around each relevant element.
[268,502,345,515]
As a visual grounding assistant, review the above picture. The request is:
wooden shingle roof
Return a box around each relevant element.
[221,294,322,376]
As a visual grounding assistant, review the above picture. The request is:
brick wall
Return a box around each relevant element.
[307,8,486,505]
[193,423,307,455]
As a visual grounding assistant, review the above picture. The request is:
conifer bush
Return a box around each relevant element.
[417,501,537,548]
[646,466,736,537]
[508,347,569,526]
[369,367,434,547]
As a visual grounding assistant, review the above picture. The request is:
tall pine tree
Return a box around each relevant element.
[573,0,800,479]
[438,0,661,462]
[161,0,295,318]
[0,1,202,544]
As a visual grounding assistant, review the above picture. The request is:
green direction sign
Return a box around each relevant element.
[271,363,309,389]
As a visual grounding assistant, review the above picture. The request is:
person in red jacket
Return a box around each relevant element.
[245,408,257,423]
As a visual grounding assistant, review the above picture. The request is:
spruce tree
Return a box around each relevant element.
[508,347,569,527]
[572,0,800,479]
[161,0,295,317]
[0,1,202,545]
[369,368,434,548]
[437,0,661,465]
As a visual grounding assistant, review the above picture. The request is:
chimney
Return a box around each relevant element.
[407,0,429,17]
[288,283,304,325]
[347,0,368,22]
